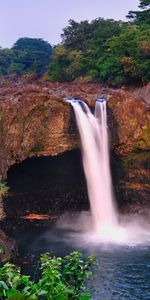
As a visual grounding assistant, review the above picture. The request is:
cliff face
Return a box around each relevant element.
[0,79,150,181]
[0,84,79,180]
[0,229,17,263]
[108,91,150,154]
[112,151,150,215]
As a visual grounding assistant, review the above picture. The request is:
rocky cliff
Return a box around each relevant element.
[108,91,150,154]
[0,79,150,180]
[0,229,17,263]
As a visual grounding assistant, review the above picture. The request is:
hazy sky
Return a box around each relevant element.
[0,0,139,48]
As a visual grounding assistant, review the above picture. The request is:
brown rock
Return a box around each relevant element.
[108,91,150,154]
[0,229,17,263]
[0,79,149,180]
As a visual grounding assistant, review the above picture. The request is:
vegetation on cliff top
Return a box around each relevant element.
[0,0,150,86]
[0,38,52,76]
[48,0,150,86]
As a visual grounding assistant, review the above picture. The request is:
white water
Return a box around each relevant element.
[64,99,150,245]
[70,100,117,232]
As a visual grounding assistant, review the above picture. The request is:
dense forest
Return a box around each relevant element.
[0,0,150,86]
[0,38,52,76]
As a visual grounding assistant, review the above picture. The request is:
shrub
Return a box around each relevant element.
[0,251,94,299]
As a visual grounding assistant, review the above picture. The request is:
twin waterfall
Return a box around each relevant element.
[62,98,150,245]
[67,99,118,237]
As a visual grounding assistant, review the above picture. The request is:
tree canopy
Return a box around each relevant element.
[48,18,127,83]
[48,0,150,86]
[0,38,52,76]
[61,18,124,51]
[127,0,150,24]
[48,12,150,85]
[0,0,150,86]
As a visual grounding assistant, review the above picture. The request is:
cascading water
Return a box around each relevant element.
[62,98,150,245]
[66,99,118,236]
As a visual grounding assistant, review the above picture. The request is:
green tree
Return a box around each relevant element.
[0,49,16,75]
[127,0,150,24]
[0,38,52,76]
[12,38,52,74]
[48,18,125,82]
[48,45,70,81]
[61,19,93,51]
[61,18,125,51]
[97,25,150,85]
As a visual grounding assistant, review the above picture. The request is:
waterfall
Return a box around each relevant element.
[67,99,118,234]
[58,98,150,245]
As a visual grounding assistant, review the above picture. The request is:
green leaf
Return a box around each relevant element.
[54,295,68,300]
[79,295,91,300]
[7,290,27,300]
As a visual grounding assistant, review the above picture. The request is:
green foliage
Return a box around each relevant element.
[61,18,124,51]
[48,46,89,81]
[0,251,94,300]
[0,182,9,199]
[127,0,150,24]
[48,18,125,82]
[48,45,70,81]
[97,25,150,86]
[0,38,52,76]
[12,38,52,75]
[139,0,150,9]
[0,1,150,86]
[48,7,150,86]
[0,49,16,75]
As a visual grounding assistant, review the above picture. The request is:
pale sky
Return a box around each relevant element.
[0,0,139,48]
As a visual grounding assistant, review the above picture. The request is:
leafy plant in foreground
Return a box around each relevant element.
[0,251,94,300]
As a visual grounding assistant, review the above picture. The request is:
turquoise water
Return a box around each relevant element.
[2,151,150,299]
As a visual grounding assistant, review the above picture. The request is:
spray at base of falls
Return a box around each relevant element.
[60,98,150,246]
